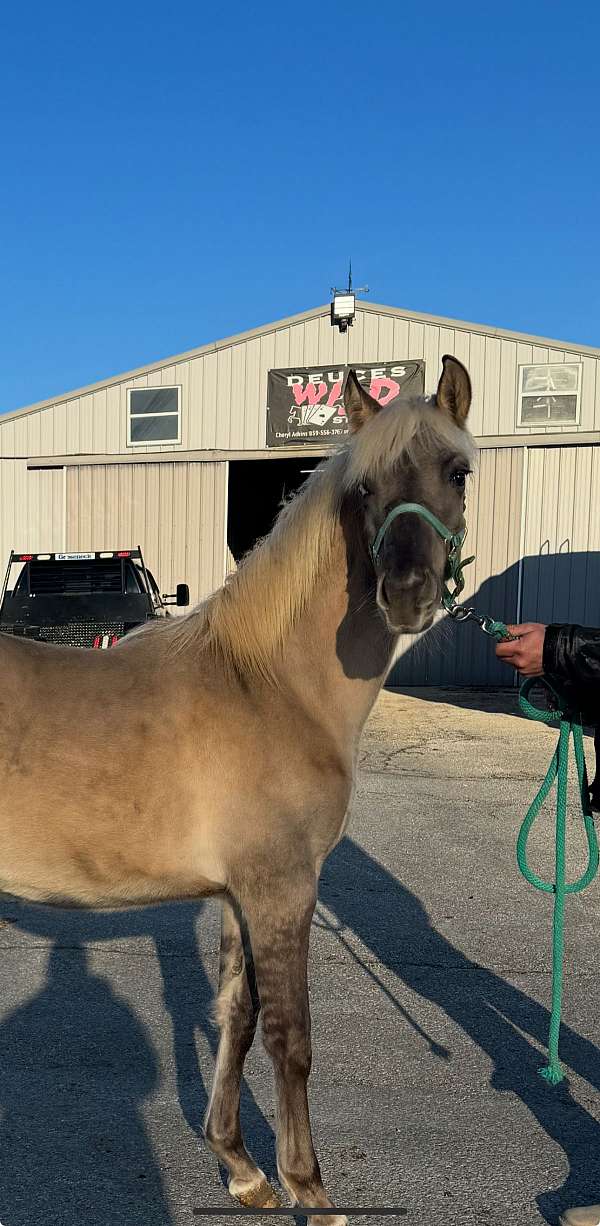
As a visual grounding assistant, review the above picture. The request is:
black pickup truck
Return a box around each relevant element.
[0,547,189,648]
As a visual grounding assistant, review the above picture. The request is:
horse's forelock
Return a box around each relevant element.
[343,397,477,488]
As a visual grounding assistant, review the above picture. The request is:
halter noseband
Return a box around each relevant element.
[370,502,473,613]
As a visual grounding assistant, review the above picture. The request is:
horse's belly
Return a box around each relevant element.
[0,845,226,910]
[0,869,225,909]
[0,766,227,909]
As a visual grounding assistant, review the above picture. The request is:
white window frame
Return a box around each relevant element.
[517,363,582,428]
[127,385,182,447]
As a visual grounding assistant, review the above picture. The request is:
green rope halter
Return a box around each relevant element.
[370,500,600,1084]
[369,501,474,613]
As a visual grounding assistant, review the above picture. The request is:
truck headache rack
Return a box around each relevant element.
[0,547,165,649]
[3,550,143,597]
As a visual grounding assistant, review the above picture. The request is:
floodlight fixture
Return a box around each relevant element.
[330,261,369,332]
[330,292,356,332]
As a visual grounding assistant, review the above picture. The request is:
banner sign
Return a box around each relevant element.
[266,360,425,447]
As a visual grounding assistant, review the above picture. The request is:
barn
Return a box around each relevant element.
[2,299,599,686]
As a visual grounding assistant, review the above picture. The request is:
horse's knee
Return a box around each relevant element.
[263,1019,312,1080]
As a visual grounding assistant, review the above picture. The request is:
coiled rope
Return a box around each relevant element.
[515,677,599,1083]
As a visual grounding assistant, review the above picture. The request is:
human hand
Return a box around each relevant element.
[495,623,547,676]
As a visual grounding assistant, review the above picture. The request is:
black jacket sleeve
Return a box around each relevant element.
[543,625,600,720]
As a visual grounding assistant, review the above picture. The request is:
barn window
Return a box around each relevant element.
[127,386,181,445]
[518,363,581,426]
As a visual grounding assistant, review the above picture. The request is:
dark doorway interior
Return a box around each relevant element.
[227,457,323,563]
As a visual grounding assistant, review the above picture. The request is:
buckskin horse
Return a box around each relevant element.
[0,357,475,1224]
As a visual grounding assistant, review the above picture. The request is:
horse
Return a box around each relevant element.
[0,355,475,1225]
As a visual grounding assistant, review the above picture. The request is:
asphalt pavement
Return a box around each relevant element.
[1,685,600,1226]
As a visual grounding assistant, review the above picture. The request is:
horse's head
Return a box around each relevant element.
[344,355,476,635]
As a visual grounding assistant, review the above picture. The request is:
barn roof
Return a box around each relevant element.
[3,299,600,424]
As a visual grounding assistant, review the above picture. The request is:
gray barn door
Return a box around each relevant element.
[6,465,66,558]
[66,461,227,608]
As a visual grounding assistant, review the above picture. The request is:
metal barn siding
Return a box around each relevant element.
[388,448,524,686]
[25,467,65,553]
[65,461,227,607]
[0,461,65,563]
[520,446,600,628]
[0,460,27,564]
[2,303,600,461]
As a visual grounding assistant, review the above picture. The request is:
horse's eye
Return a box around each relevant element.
[450,469,469,489]
[358,482,372,498]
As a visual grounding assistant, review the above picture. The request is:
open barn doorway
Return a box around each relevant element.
[227,457,323,568]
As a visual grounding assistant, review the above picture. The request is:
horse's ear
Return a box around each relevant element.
[344,370,381,433]
[436,355,472,426]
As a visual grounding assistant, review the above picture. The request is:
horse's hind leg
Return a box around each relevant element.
[204,895,281,1209]
[241,872,348,1226]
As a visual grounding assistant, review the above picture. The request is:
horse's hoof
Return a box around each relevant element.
[229,1173,282,1209]
[309,1216,348,1226]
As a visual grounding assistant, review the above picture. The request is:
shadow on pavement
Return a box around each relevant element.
[0,898,276,1225]
[2,831,599,1224]
[388,683,524,717]
[321,837,600,1224]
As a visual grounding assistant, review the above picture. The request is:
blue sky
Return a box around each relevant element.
[1,0,599,412]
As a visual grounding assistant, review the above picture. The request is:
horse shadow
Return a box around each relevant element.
[388,549,600,703]
[0,938,168,1226]
[0,897,276,1226]
[2,832,599,1224]
[320,836,600,1224]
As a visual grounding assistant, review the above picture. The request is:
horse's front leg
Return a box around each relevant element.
[239,868,348,1226]
[204,894,281,1209]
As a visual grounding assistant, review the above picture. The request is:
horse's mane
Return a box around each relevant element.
[169,398,475,683]
[169,451,345,682]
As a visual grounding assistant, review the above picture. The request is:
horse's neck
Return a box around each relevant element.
[279,517,396,752]
[201,470,396,750]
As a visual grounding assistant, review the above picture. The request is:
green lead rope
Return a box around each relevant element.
[448,602,600,1084]
[515,677,599,1084]
[444,615,599,1085]
[478,632,600,1083]
[371,499,600,1085]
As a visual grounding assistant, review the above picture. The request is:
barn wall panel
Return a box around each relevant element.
[0,462,65,570]
[521,445,600,628]
[65,461,227,608]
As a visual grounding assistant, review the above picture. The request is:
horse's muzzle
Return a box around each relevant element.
[376,569,439,634]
